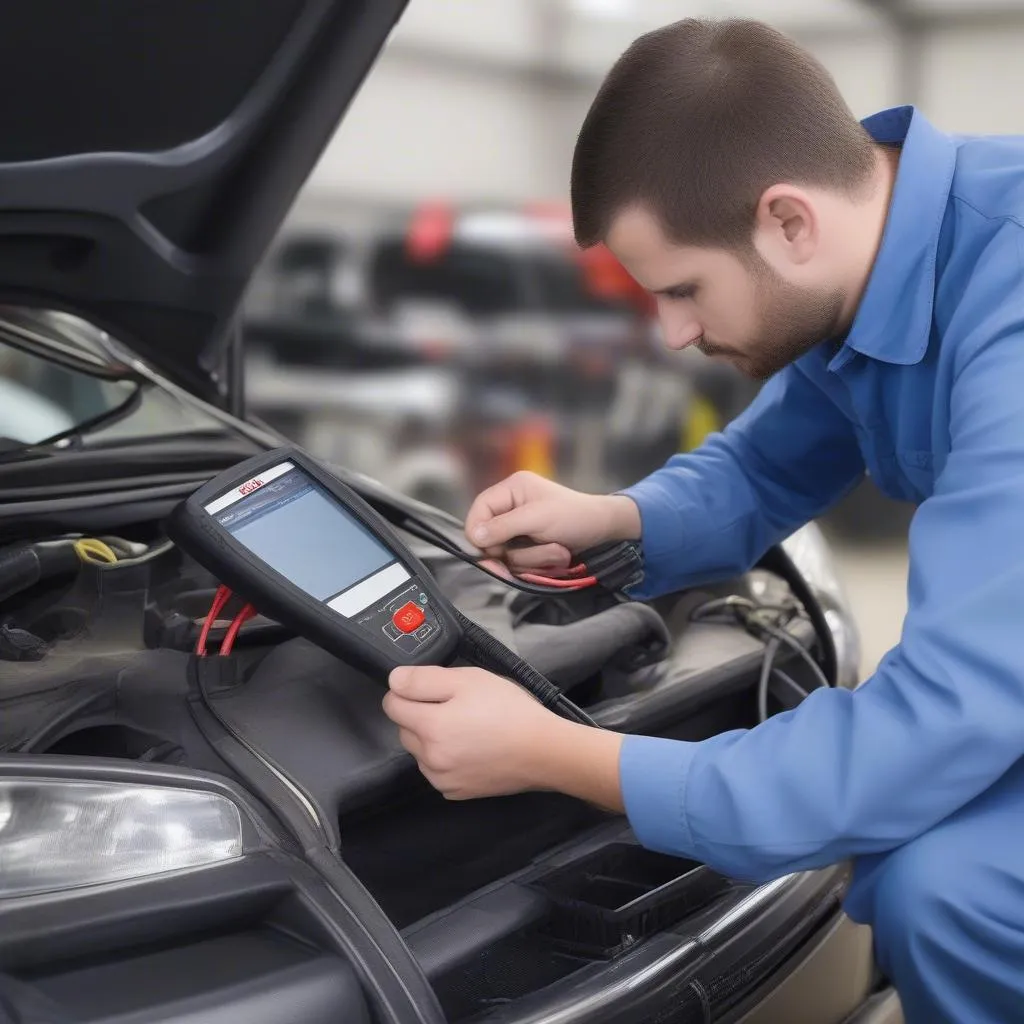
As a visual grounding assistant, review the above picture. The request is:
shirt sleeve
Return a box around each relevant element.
[621,360,864,599]
[620,320,1024,881]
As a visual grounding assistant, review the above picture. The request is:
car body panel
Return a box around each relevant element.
[0,0,408,401]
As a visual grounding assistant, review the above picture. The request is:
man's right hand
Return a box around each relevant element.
[464,471,641,574]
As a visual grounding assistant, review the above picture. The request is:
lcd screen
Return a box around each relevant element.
[213,465,396,602]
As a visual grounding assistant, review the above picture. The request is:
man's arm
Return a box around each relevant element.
[613,322,1024,880]
[623,359,864,598]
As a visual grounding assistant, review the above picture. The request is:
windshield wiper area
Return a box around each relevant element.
[0,384,142,465]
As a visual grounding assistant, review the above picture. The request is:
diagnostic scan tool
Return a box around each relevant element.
[168,448,462,677]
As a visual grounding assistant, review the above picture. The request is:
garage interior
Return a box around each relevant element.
[241,0,1024,679]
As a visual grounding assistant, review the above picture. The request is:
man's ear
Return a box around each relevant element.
[753,184,819,266]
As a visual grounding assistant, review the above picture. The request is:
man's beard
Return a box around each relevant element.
[699,262,845,381]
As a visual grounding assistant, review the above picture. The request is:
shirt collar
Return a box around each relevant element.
[833,105,957,369]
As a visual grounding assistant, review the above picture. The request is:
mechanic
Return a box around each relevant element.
[381,18,1024,1024]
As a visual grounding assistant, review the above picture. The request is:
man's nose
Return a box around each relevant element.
[659,310,703,351]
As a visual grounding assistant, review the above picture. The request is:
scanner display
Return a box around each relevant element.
[208,463,396,609]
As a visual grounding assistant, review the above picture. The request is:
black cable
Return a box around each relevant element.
[757,636,782,725]
[755,545,837,686]
[454,608,599,728]
[382,509,642,599]
[393,517,587,596]
[771,668,810,703]
[757,620,831,692]
[691,594,829,724]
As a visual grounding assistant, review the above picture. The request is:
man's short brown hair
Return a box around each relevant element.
[571,18,877,251]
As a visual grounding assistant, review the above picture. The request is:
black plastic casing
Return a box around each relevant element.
[166,447,461,680]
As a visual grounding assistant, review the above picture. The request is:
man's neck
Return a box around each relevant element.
[836,143,902,332]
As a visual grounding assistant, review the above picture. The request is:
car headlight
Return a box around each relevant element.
[781,522,862,689]
[0,778,245,899]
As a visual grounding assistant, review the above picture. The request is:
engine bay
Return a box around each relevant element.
[0,517,840,1023]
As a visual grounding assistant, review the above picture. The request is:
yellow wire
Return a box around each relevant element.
[74,538,118,564]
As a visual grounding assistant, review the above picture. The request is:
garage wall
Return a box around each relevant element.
[918,24,1024,133]
[298,3,1024,212]
[306,49,556,206]
[302,0,564,208]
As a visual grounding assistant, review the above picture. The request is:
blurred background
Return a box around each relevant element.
[240,0,1024,677]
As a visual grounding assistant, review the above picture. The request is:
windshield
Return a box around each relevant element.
[0,343,136,444]
[0,339,222,448]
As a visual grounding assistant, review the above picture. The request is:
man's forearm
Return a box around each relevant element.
[528,718,626,813]
[621,365,865,600]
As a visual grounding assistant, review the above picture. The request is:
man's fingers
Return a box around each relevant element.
[382,690,429,731]
[505,543,572,571]
[477,557,514,579]
[388,665,461,703]
[464,480,518,547]
[472,503,557,550]
[397,727,423,760]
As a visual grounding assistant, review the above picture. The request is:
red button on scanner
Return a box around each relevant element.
[393,602,425,634]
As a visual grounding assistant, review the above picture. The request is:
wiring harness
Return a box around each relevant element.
[690,595,831,722]
[0,534,150,606]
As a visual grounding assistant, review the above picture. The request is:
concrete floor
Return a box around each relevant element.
[831,542,909,678]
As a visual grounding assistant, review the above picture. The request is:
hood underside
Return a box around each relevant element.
[0,0,407,401]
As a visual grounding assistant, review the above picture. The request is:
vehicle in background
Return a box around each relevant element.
[244,203,702,511]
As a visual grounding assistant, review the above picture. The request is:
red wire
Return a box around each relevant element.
[516,573,598,589]
[513,559,594,588]
[220,603,257,656]
[197,585,232,656]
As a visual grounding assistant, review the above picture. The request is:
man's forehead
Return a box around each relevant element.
[605,205,672,255]
[605,210,705,290]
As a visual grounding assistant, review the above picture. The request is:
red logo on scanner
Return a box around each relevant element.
[238,478,265,497]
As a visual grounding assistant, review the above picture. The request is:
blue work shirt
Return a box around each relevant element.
[618,105,1024,881]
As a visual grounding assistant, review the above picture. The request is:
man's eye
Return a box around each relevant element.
[668,287,696,301]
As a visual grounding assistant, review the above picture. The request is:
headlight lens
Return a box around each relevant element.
[0,779,244,898]
[781,522,862,689]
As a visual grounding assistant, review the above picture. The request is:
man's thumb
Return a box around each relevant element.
[389,665,459,703]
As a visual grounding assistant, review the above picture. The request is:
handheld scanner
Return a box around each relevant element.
[167,447,462,679]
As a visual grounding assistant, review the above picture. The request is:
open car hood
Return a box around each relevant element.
[0,0,407,402]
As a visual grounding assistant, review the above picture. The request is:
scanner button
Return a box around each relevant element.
[415,624,433,641]
[393,602,425,634]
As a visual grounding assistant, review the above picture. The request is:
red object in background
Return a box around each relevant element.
[578,244,656,317]
[407,200,454,261]
[522,200,655,317]
[406,199,654,316]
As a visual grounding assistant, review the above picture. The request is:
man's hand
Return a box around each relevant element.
[464,471,641,575]
[382,665,625,809]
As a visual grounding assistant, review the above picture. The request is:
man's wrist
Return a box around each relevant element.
[526,716,625,813]
[603,494,642,543]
